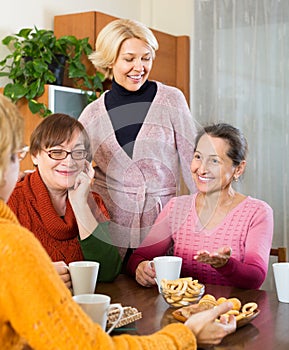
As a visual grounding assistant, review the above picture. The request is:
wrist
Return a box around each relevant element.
[212,258,229,269]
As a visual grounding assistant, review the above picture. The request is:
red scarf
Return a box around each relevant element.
[8,168,109,264]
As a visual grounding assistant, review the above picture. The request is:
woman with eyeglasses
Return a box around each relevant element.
[8,113,122,286]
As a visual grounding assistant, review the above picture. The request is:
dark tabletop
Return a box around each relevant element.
[96,273,289,350]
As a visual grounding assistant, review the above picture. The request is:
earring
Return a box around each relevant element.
[233,176,239,182]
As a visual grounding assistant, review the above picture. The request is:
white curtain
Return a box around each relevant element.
[192,0,289,289]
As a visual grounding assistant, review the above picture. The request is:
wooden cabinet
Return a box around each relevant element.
[0,86,47,171]
[54,11,190,103]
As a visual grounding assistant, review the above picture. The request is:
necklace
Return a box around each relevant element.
[195,192,237,232]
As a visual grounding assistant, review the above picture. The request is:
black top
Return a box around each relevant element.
[105,79,157,158]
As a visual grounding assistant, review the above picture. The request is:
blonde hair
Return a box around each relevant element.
[0,95,24,186]
[89,18,159,80]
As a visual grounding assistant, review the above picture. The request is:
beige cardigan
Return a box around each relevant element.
[79,82,197,252]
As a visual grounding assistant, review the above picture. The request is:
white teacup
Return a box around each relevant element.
[73,294,123,334]
[68,261,99,295]
[273,262,289,303]
[149,256,182,292]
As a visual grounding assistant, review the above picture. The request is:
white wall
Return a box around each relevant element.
[0,0,140,35]
[139,0,193,35]
[0,0,193,46]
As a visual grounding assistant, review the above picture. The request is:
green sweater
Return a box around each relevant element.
[79,222,122,281]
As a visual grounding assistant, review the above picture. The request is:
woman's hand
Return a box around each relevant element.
[194,246,232,268]
[185,301,236,346]
[68,161,94,205]
[68,161,98,240]
[53,261,72,290]
[135,260,157,287]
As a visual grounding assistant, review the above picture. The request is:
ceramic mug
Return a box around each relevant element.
[73,294,123,334]
[68,261,99,295]
[273,262,289,303]
[148,256,182,292]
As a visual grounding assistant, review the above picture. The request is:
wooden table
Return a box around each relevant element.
[96,274,289,350]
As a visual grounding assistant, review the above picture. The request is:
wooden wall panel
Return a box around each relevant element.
[150,29,177,87]
[176,36,190,103]
[94,12,118,37]
[54,12,97,46]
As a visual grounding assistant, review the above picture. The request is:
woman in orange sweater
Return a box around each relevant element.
[0,94,236,349]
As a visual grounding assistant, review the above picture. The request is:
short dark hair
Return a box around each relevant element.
[194,123,248,166]
[30,113,91,161]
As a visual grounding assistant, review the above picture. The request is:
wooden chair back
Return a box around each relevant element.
[270,247,287,262]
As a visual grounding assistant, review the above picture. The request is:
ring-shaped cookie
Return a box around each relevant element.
[241,302,258,314]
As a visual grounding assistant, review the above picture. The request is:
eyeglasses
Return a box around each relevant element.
[15,145,29,161]
[43,149,88,160]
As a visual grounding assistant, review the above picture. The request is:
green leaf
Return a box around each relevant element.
[0,71,10,77]
[28,100,51,116]
[18,28,33,39]
[2,35,16,46]
[4,83,27,100]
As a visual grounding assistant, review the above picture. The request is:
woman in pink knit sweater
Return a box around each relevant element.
[127,123,274,289]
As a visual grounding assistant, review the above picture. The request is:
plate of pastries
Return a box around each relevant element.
[172,293,260,328]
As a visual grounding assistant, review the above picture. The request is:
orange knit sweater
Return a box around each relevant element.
[0,199,197,350]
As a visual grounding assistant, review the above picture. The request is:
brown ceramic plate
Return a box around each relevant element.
[172,304,260,328]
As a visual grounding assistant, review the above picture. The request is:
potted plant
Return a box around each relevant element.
[0,26,104,117]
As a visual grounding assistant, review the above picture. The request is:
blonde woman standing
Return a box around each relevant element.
[79,19,197,262]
